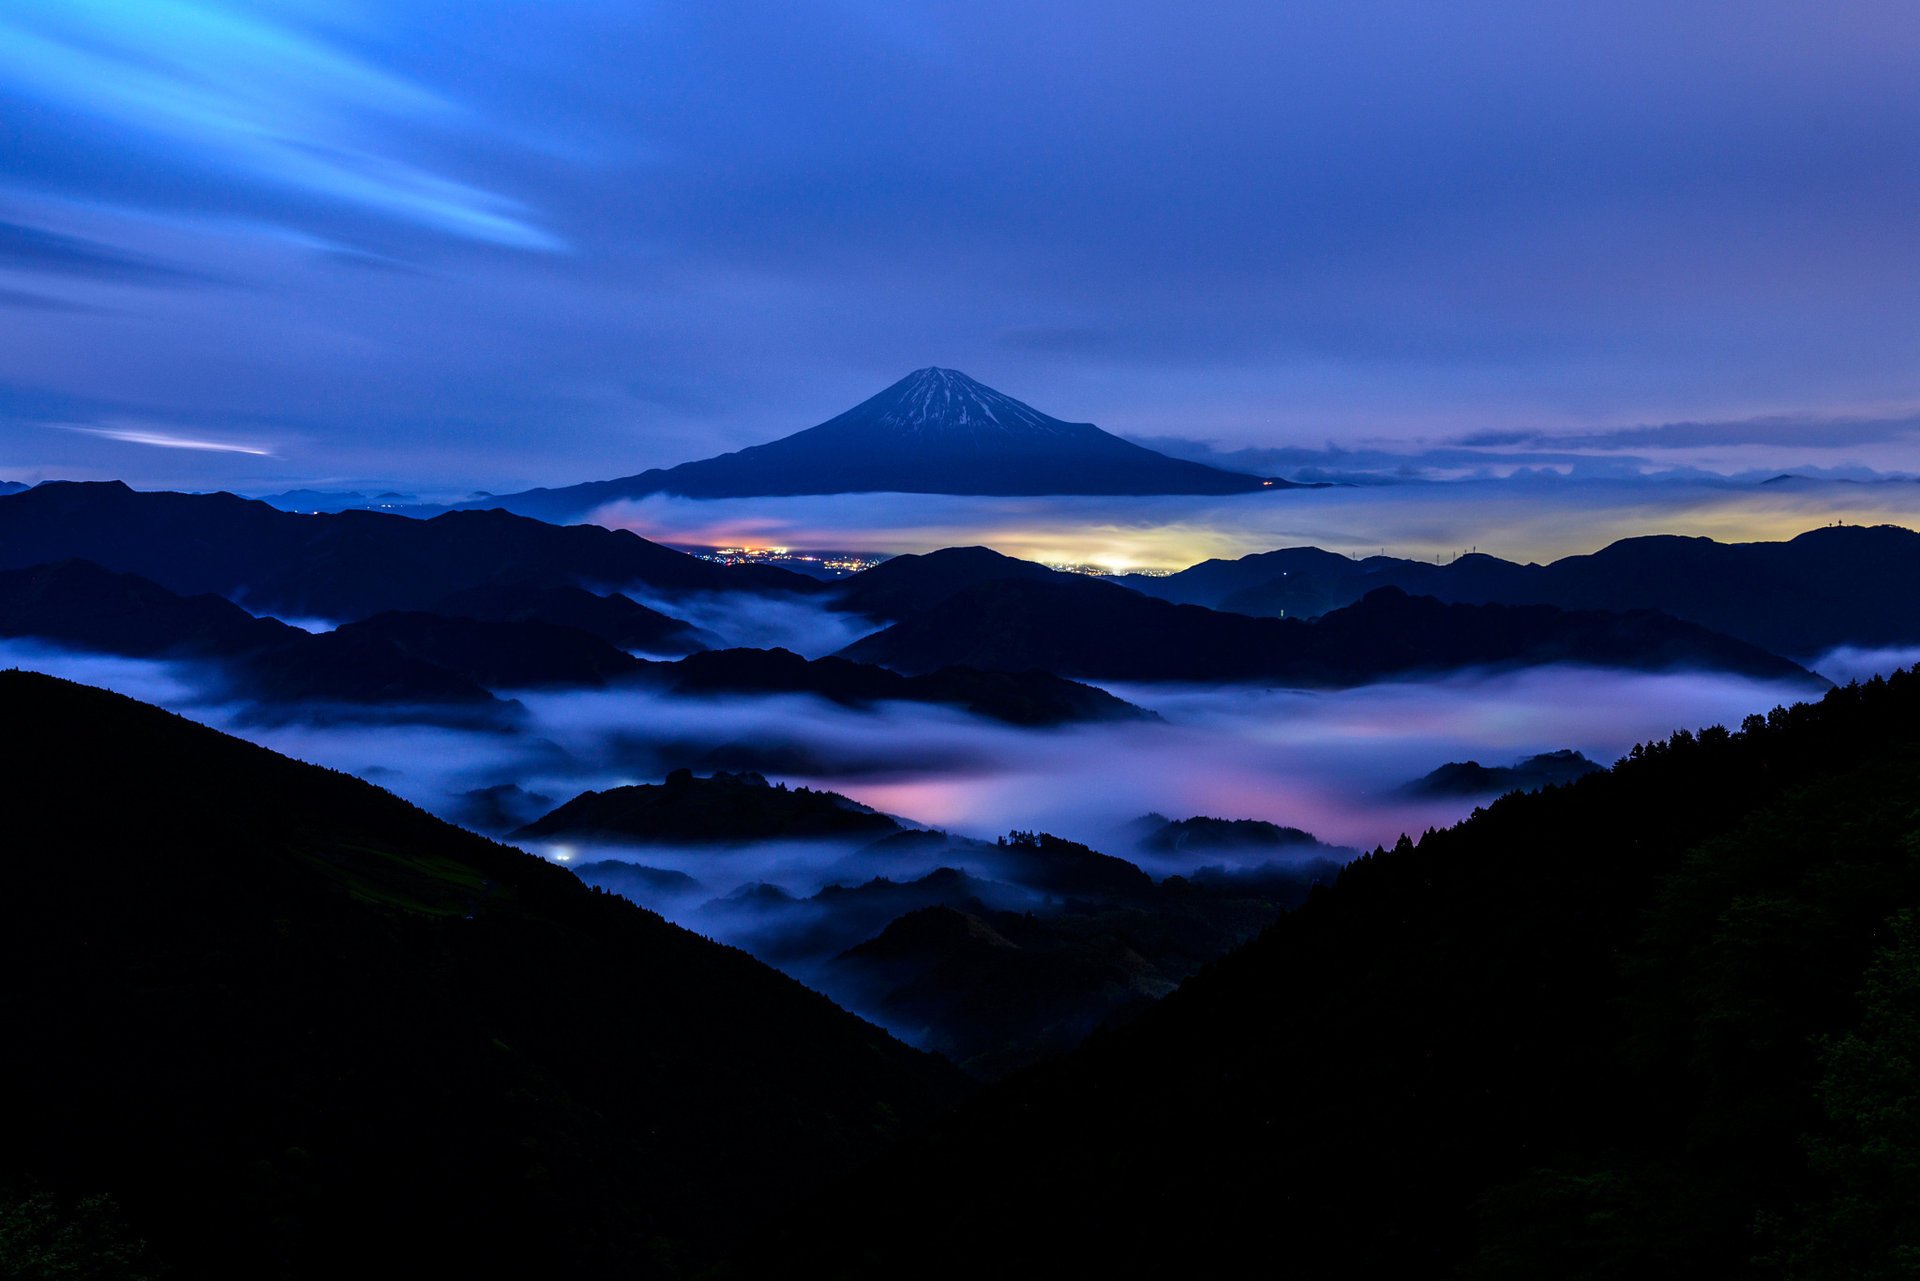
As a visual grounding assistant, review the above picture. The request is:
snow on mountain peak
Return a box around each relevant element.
[865,368,1069,437]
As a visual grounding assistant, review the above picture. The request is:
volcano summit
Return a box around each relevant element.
[476,368,1283,519]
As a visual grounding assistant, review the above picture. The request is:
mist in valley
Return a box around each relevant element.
[4,634,1873,936]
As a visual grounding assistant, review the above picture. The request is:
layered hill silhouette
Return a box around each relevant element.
[0,480,806,621]
[830,544,1071,620]
[749,670,1920,1279]
[0,560,498,709]
[574,824,1334,1080]
[1116,524,1920,657]
[0,556,1147,724]
[1129,812,1356,859]
[0,672,964,1279]
[516,769,903,844]
[650,645,1150,725]
[468,368,1281,518]
[839,569,1821,685]
[1401,747,1603,797]
[427,581,706,653]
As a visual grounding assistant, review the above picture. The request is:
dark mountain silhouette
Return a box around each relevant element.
[0,479,27,496]
[0,480,808,622]
[560,819,1335,1080]
[469,368,1282,518]
[0,556,291,657]
[974,829,1158,902]
[0,560,497,708]
[1130,813,1354,857]
[697,867,1032,970]
[451,782,555,835]
[254,488,421,513]
[427,581,708,654]
[516,769,903,844]
[821,832,1334,1078]
[831,545,1071,620]
[572,860,705,900]
[651,645,1151,725]
[841,576,1822,685]
[626,824,1337,1079]
[1112,543,1369,612]
[335,611,650,689]
[749,670,1920,1280]
[1116,524,1920,658]
[0,671,964,1279]
[0,556,1148,724]
[828,903,1177,1077]
[1402,747,1603,797]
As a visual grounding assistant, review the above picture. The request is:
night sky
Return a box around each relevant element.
[2,0,1917,492]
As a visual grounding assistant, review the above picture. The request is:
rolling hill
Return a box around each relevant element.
[0,671,965,1279]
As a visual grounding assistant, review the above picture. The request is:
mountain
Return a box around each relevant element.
[470,369,1283,518]
[0,560,499,709]
[0,481,809,621]
[0,672,965,1279]
[841,578,1822,686]
[747,670,1920,1279]
[1130,813,1355,858]
[573,860,706,900]
[1401,748,1603,797]
[428,581,708,654]
[515,769,903,844]
[0,555,1148,723]
[334,611,651,690]
[1116,524,1920,658]
[575,826,1333,1081]
[827,903,1177,1078]
[651,645,1152,725]
[830,545,1071,620]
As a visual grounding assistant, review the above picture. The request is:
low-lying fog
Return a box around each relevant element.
[10,632,1904,1023]
[7,637,1887,865]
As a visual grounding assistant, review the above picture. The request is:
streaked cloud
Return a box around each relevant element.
[0,0,560,251]
[1454,415,1920,454]
[53,422,276,456]
[0,1,1916,491]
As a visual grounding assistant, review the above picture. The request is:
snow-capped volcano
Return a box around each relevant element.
[854,367,1078,438]
[475,369,1285,518]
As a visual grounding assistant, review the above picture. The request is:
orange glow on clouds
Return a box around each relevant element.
[589,480,1920,571]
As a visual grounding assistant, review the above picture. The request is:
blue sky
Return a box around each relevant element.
[2,0,1917,492]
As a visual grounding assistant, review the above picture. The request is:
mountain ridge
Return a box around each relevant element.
[462,368,1286,518]
[1114,523,1920,657]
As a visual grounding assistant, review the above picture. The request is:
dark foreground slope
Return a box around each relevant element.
[746,672,1920,1280]
[0,672,965,1280]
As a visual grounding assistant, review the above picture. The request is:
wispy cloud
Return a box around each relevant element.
[1129,410,1920,484]
[0,0,561,251]
[1452,414,1920,453]
[0,219,214,287]
[53,422,276,456]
